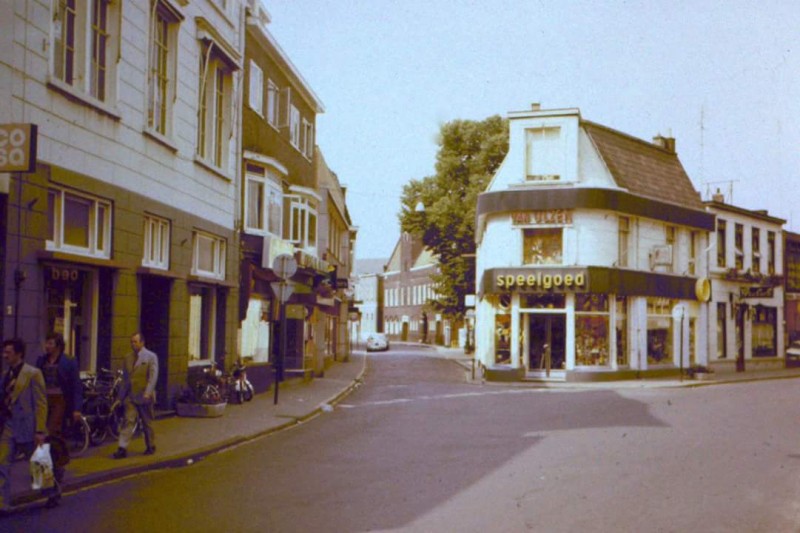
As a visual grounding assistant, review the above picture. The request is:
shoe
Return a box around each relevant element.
[45,495,60,509]
[143,446,156,456]
[112,448,127,459]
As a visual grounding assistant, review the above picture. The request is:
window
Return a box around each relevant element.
[287,195,317,252]
[523,228,562,265]
[143,214,170,269]
[616,297,627,366]
[665,226,676,273]
[767,231,776,274]
[52,0,118,103]
[289,105,301,148]
[575,295,609,367]
[188,286,215,362]
[751,227,761,273]
[244,164,282,236]
[266,79,279,127]
[646,298,675,365]
[734,223,744,270]
[192,231,226,280]
[752,306,777,357]
[688,231,698,275]
[716,219,727,267]
[716,302,727,359]
[301,119,314,158]
[248,60,263,115]
[618,216,630,267]
[146,2,181,135]
[197,46,234,170]
[525,127,563,181]
[47,187,111,258]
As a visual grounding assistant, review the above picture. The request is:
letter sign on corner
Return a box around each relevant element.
[0,124,37,173]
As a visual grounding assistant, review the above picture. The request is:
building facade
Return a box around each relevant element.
[786,231,800,355]
[704,196,785,372]
[475,106,715,381]
[0,0,245,405]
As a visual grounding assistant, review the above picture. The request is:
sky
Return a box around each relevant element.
[265,0,800,261]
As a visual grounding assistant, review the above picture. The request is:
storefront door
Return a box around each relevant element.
[528,314,566,373]
[45,265,96,373]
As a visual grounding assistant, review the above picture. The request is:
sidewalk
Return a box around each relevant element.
[9,353,367,509]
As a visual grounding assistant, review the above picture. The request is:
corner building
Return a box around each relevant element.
[475,106,715,381]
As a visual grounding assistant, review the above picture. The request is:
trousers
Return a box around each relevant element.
[118,398,155,450]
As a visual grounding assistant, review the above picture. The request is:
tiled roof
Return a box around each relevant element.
[583,121,703,209]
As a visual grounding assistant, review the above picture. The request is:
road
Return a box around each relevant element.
[7,344,800,532]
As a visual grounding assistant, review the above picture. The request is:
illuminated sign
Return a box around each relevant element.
[511,209,573,226]
[0,124,37,173]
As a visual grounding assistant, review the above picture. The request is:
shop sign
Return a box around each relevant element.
[511,209,573,226]
[740,286,773,299]
[494,269,587,292]
[0,123,37,173]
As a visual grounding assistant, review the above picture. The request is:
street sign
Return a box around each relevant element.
[270,282,294,303]
[0,123,37,173]
[272,253,297,279]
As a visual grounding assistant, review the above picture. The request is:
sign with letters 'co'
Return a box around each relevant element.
[0,124,38,173]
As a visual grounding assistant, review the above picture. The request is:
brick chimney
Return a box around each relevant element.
[712,188,725,203]
[652,134,676,153]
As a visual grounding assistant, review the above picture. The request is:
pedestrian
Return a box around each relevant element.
[35,332,82,508]
[113,332,158,459]
[0,338,48,515]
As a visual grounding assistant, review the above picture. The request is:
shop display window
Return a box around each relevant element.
[716,302,727,358]
[616,297,628,366]
[576,316,609,366]
[523,228,562,265]
[752,306,776,357]
[647,298,675,365]
[522,294,565,309]
[495,314,511,364]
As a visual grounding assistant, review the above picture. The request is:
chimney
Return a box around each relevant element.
[712,188,725,203]
[531,103,541,111]
[652,134,676,153]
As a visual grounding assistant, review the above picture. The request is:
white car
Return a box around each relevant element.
[366,333,390,352]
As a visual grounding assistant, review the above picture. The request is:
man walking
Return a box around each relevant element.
[113,333,158,459]
[0,338,47,514]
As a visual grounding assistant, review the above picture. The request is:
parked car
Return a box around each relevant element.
[787,340,800,367]
[366,333,390,352]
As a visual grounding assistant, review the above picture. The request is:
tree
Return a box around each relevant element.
[399,115,509,322]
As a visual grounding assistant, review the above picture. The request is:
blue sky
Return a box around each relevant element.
[265,0,800,260]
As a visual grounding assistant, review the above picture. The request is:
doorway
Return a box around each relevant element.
[140,276,171,406]
[528,314,566,373]
[735,305,746,372]
[44,265,96,373]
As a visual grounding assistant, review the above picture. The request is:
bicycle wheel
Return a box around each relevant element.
[84,397,111,445]
[108,400,125,439]
[68,416,91,457]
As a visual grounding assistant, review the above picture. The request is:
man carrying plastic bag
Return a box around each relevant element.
[0,338,48,516]
[29,442,54,490]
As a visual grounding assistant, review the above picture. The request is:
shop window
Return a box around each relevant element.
[716,219,727,267]
[716,302,727,358]
[147,1,182,137]
[192,231,226,280]
[752,306,776,357]
[734,223,744,270]
[47,187,112,259]
[245,164,282,236]
[188,286,216,362]
[575,295,609,366]
[618,216,630,268]
[241,298,271,363]
[523,228,562,265]
[495,314,511,364]
[646,298,675,365]
[615,297,628,366]
[51,0,120,105]
[525,127,563,182]
[142,214,170,270]
[521,294,565,309]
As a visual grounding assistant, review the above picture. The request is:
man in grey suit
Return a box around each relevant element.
[113,332,158,459]
[0,338,47,513]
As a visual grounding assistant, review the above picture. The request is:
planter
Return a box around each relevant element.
[176,401,227,418]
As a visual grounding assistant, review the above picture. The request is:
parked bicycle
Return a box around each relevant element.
[230,359,254,404]
[80,368,139,444]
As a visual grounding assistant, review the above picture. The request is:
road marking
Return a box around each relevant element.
[340,387,573,409]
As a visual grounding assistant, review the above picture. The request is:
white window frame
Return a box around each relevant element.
[286,195,318,253]
[192,230,226,280]
[47,187,112,259]
[188,285,217,364]
[301,118,314,159]
[197,49,233,170]
[289,105,301,148]
[266,79,279,128]
[142,214,171,270]
[50,0,119,106]
[147,1,182,137]
[244,165,283,237]
[248,60,263,115]
[618,216,630,268]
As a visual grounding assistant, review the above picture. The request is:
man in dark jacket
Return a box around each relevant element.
[35,332,82,507]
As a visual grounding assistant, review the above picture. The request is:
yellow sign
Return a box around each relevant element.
[0,124,37,173]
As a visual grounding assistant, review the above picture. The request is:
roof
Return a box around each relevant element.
[582,121,703,209]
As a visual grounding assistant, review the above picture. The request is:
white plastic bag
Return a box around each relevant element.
[30,443,55,490]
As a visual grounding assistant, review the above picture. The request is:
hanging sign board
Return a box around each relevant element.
[0,124,37,173]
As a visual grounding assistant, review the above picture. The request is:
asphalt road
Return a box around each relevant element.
[7,345,800,532]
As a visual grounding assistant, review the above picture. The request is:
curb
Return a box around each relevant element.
[12,355,369,509]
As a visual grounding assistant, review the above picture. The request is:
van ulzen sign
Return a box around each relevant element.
[0,124,37,173]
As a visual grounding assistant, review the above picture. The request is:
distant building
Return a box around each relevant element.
[785,231,800,363]
[475,105,715,381]
[354,273,381,340]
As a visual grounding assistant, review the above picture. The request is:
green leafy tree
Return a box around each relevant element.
[399,115,509,322]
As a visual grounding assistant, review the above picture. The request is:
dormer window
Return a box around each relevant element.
[525,127,563,182]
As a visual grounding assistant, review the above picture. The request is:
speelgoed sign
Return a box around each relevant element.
[492,268,588,292]
[0,124,37,173]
